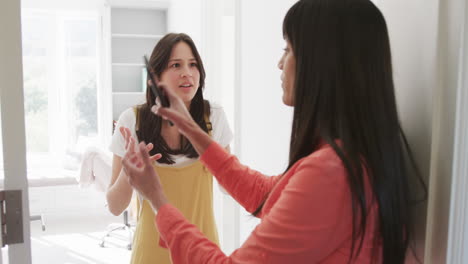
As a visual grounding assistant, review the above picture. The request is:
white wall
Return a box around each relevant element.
[237,0,295,177]
[167,0,203,45]
[236,0,296,243]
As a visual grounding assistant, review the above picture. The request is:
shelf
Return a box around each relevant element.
[112,34,163,39]
[112,63,144,67]
[112,92,146,120]
[112,37,157,64]
[107,5,167,121]
[112,64,147,93]
[111,8,166,36]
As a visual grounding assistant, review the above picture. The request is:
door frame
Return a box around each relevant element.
[446,0,468,262]
[0,0,32,263]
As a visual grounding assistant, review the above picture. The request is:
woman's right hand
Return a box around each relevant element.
[151,84,213,155]
[151,83,198,138]
[120,126,161,163]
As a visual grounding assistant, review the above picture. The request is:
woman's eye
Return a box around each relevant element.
[190,63,198,67]
[171,63,180,68]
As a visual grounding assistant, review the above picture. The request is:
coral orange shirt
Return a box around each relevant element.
[155,141,381,263]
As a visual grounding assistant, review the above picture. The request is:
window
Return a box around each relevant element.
[21,10,100,181]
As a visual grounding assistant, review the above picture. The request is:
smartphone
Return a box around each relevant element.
[143,55,170,108]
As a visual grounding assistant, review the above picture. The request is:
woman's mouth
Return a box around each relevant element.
[179,83,194,92]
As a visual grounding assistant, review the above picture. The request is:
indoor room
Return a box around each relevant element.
[0,0,467,263]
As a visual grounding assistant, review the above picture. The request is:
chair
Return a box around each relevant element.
[99,210,134,250]
[30,214,46,231]
[78,146,135,250]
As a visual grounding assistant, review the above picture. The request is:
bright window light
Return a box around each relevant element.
[21,10,100,182]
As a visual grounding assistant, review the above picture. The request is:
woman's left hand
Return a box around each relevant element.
[122,139,169,210]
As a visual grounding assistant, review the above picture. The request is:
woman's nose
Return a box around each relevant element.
[278,55,284,70]
[180,66,192,77]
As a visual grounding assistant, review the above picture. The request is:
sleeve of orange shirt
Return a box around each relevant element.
[155,141,353,264]
[200,142,281,214]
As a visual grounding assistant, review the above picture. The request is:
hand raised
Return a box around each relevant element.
[122,142,164,205]
[119,126,162,163]
[150,83,197,138]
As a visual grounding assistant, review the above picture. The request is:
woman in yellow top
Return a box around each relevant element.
[106,33,233,264]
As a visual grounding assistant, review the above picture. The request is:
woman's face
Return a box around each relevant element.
[160,41,200,107]
[278,40,295,106]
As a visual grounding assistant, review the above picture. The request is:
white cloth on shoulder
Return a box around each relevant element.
[78,147,112,192]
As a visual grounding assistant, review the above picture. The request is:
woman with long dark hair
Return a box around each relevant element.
[120,0,425,263]
[107,33,233,264]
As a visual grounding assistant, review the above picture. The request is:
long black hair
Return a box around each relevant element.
[136,33,210,164]
[253,0,426,263]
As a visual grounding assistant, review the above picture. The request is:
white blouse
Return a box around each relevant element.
[109,102,233,167]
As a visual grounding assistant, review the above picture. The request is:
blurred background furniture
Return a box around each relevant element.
[78,146,135,250]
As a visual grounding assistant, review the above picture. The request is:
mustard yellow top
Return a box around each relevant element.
[130,109,218,264]
[130,161,219,264]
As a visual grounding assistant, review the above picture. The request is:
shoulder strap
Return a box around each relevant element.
[133,107,140,132]
[204,113,212,136]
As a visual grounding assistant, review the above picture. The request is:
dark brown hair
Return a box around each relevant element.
[136,33,210,164]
